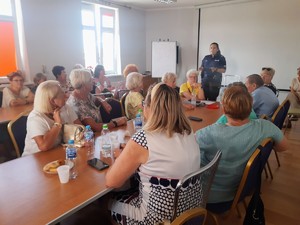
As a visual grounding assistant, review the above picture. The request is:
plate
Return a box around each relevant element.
[43,159,73,174]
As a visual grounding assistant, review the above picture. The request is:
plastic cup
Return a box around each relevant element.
[57,165,70,184]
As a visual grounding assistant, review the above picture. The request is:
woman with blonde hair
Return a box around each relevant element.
[106,83,200,224]
[23,80,81,156]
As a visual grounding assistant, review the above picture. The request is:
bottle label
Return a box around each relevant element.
[67,147,77,159]
[84,131,94,141]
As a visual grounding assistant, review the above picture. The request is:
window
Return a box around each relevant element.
[0,0,26,81]
[81,3,121,75]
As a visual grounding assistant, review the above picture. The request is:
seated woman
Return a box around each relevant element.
[180,69,205,101]
[52,65,73,96]
[2,71,34,108]
[67,69,127,131]
[92,65,114,94]
[124,72,144,119]
[31,72,47,94]
[162,72,194,110]
[286,67,300,110]
[106,83,200,224]
[23,80,81,156]
[260,67,277,95]
[216,82,257,124]
[196,85,287,208]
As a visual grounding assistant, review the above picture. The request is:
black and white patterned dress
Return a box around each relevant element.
[110,129,200,225]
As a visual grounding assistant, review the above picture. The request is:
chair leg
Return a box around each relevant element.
[273,150,281,167]
[236,205,242,218]
[266,161,273,179]
[264,166,269,179]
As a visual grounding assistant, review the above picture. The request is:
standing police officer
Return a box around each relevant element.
[199,42,226,101]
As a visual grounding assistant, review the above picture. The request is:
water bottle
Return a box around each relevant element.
[101,124,112,157]
[84,125,94,155]
[104,81,108,89]
[191,92,197,107]
[134,110,143,132]
[66,139,78,179]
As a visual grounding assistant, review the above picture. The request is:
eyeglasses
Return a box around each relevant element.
[262,67,272,71]
[12,79,24,82]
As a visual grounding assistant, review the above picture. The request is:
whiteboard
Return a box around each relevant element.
[152,41,177,78]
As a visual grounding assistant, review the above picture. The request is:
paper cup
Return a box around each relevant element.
[57,165,70,184]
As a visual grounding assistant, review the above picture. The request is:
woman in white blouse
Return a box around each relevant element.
[2,71,34,108]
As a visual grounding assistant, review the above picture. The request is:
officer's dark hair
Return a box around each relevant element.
[211,42,221,55]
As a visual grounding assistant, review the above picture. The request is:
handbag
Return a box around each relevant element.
[63,124,85,144]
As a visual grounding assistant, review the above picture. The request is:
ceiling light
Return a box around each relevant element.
[154,0,177,4]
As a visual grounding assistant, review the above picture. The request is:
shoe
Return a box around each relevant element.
[290,115,298,121]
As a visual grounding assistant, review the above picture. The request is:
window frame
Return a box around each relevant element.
[81,2,121,75]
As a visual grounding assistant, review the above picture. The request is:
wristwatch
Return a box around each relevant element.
[112,120,118,127]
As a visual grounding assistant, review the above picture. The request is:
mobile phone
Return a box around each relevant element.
[188,116,203,122]
[87,158,109,171]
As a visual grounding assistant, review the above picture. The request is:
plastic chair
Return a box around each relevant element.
[7,110,30,157]
[207,148,262,220]
[171,151,222,222]
[115,89,129,100]
[100,97,124,123]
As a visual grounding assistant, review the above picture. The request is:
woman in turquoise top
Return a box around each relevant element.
[216,82,257,124]
[195,85,287,207]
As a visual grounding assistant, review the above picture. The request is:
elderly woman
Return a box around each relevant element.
[196,85,287,210]
[106,83,200,224]
[67,69,127,131]
[52,65,73,95]
[2,71,34,108]
[31,72,47,94]
[260,67,277,95]
[180,69,205,101]
[93,65,114,94]
[162,72,195,110]
[23,81,81,156]
[124,72,144,119]
[286,67,300,110]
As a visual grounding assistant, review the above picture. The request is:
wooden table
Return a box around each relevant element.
[0,106,221,225]
[0,104,33,124]
[185,103,223,131]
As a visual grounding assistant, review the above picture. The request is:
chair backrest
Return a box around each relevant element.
[100,97,124,123]
[258,138,274,170]
[7,110,30,157]
[227,149,262,217]
[170,207,207,225]
[171,150,222,221]
[120,91,129,118]
[271,99,290,129]
[116,89,130,100]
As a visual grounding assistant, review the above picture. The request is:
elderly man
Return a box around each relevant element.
[245,74,279,118]
[260,67,277,95]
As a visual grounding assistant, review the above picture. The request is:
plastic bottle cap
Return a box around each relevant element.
[138,109,143,113]
[68,139,75,144]
[103,124,108,129]
[85,125,91,129]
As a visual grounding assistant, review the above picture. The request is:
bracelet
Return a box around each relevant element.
[112,120,118,127]
[53,122,62,129]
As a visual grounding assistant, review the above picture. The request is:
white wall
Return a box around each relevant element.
[199,0,300,89]
[20,0,146,80]
[145,8,199,85]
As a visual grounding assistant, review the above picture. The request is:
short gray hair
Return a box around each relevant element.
[126,72,143,90]
[186,69,199,78]
[162,72,177,84]
[34,80,63,113]
[69,69,92,90]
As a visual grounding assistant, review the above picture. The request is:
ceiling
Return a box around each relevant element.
[103,0,257,10]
